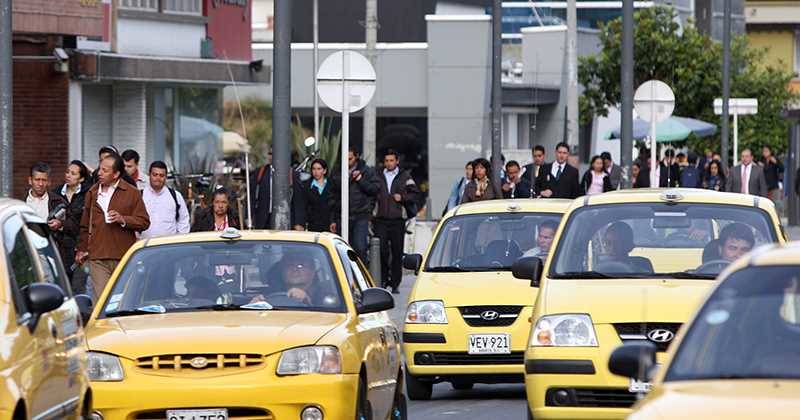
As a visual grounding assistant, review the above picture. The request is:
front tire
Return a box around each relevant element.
[356,375,373,420]
[390,377,408,420]
[405,368,433,401]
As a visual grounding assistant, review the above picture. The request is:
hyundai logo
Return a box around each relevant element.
[480,310,500,321]
[189,357,209,369]
[647,329,675,343]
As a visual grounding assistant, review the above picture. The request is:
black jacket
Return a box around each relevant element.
[580,170,613,195]
[294,178,339,232]
[375,168,420,220]
[536,162,581,199]
[191,207,241,232]
[336,159,380,217]
[501,176,532,199]
[659,162,681,188]
[250,164,273,229]
[521,163,542,197]
[762,158,784,190]
[51,182,90,270]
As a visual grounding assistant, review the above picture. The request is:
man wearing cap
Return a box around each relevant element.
[601,152,622,190]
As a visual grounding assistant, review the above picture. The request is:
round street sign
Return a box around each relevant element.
[634,80,675,123]
[316,51,376,113]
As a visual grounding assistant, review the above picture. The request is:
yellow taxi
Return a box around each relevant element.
[401,199,571,400]
[82,228,404,420]
[610,242,800,420]
[511,189,785,419]
[0,198,91,420]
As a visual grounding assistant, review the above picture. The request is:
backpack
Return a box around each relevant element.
[166,187,182,221]
[680,167,700,188]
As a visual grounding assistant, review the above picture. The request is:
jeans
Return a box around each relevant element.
[349,217,370,264]
[374,218,405,289]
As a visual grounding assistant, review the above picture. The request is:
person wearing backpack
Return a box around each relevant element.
[679,153,701,188]
[140,160,190,239]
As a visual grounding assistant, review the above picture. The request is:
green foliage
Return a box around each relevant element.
[579,6,798,158]
[291,116,342,172]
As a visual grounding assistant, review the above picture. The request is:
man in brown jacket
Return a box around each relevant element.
[76,153,150,299]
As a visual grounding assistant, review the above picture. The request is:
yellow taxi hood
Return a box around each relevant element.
[87,311,348,359]
[412,272,537,307]
[541,279,713,324]
[634,380,800,420]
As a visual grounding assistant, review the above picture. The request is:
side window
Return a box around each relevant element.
[24,223,71,297]
[336,244,363,302]
[3,216,37,317]
[349,254,373,291]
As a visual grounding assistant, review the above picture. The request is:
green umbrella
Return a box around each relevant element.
[605,116,717,142]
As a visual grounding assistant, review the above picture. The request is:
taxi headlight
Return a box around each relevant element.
[87,351,124,381]
[277,346,341,375]
[405,300,447,324]
[531,314,598,347]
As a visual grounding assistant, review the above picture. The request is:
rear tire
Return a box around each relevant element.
[356,375,373,420]
[451,381,474,391]
[405,368,433,401]
[390,375,408,420]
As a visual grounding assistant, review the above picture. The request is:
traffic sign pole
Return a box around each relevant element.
[651,97,658,187]
[341,54,350,242]
[634,80,675,188]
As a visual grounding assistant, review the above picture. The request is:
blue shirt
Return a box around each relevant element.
[311,178,328,195]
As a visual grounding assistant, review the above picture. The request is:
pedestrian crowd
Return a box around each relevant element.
[445,142,788,212]
[24,144,419,304]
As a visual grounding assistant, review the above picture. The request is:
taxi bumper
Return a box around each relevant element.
[91,372,359,420]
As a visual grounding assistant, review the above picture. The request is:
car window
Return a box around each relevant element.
[3,215,36,316]
[101,241,346,316]
[426,212,563,272]
[24,223,71,297]
[336,244,364,303]
[666,266,800,381]
[551,203,778,278]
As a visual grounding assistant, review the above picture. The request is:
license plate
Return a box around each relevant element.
[166,409,228,420]
[468,334,511,354]
[628,378,652,393]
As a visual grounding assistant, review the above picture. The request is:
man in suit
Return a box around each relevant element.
[726,148,768,197]
[536,142,581,199]
[522,145,546,197]
[601,151,622,190]
[501,160,532,199]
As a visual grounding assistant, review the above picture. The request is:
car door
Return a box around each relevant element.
[334,242,391,418]
[2,213,58,419]
[23,219,83,415]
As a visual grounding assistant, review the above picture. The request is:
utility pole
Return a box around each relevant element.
[490,0,502,181]
[363,0,378,165]
[313,0,319,148]
[721,0,731,169]
[271,0,291,229]
[0,0,12,197]
[566,0,579,154]
[620,0,634,187]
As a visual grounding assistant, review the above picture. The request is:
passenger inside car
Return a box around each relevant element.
[597,222,654,273]
[185,276,221,303]
[717,223,755,263]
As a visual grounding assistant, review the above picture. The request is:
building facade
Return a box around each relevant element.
[746,1,800,94]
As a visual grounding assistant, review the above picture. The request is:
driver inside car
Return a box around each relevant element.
[251,252,333,306]
[185,276,221,302]
[716,223,755,263]
[599,221,654,273]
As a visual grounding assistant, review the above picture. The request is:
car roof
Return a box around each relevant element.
[446,198,572,217]
[140,229,341,248]
[0,198,39,220]
[582,188,774,210]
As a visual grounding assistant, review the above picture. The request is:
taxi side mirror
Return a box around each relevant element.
[357,288,395,314]
[25,283,65,331]
[75,294,93,325]
[402,254,423,275]
[512,256,543,288]
[608,342,657,380]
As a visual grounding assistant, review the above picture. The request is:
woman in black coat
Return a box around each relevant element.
[53,160,92,292]
[581,155,613,195]
[293,159,339,233]
[191,187,241,232]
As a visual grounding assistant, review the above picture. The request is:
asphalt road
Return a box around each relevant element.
[388,274,528,419]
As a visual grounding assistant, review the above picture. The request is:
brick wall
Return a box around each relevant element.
[12,0,104,37]
[12,41,71,200]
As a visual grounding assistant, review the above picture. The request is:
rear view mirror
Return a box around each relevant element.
[357,288,395,314]
[403,254,423,275]
[75,294,93,325]
[208,254,252,266]
[512,256,543,288]
[652,213,690,229]
[608,342,657,380]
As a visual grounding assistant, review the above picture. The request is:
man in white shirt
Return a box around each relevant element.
[25,162,69,261]
[140,161,190,239]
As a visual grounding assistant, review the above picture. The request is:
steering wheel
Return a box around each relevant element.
[695,259,730,275]
[489,260,504,268]
[594,260,634,274]
[265,291,311,307]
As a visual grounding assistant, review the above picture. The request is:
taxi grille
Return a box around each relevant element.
[135,408,272,420]
[414,351,524,365]
[545,388,638,408]
[459,306,523,327]
[613,323,681,352]
[136,354,264,371]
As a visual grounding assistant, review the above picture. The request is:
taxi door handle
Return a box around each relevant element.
[379,330,387,345]
[50,324,58,338]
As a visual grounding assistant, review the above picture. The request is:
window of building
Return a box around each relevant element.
[121,0,158,11]
[120,0,202,15]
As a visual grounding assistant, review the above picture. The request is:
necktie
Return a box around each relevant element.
[742,165,749,195]
[556,164,563,180]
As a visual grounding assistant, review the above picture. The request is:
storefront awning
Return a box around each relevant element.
[72,51,270,85]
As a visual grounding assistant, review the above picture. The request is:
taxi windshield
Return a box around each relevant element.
[100,241,346,316]
[550,203,778,279]
[425,212,562,272]
[666,266,800,381]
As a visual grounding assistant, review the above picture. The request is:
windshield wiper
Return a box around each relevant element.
[658,272,717,280]
[105,305,166,317]
[194,302,274,311]
[427,266,510,272]
[426,266,468,272]
[550,271,614,279]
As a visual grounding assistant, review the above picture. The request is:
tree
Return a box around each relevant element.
[579,6,797,157]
